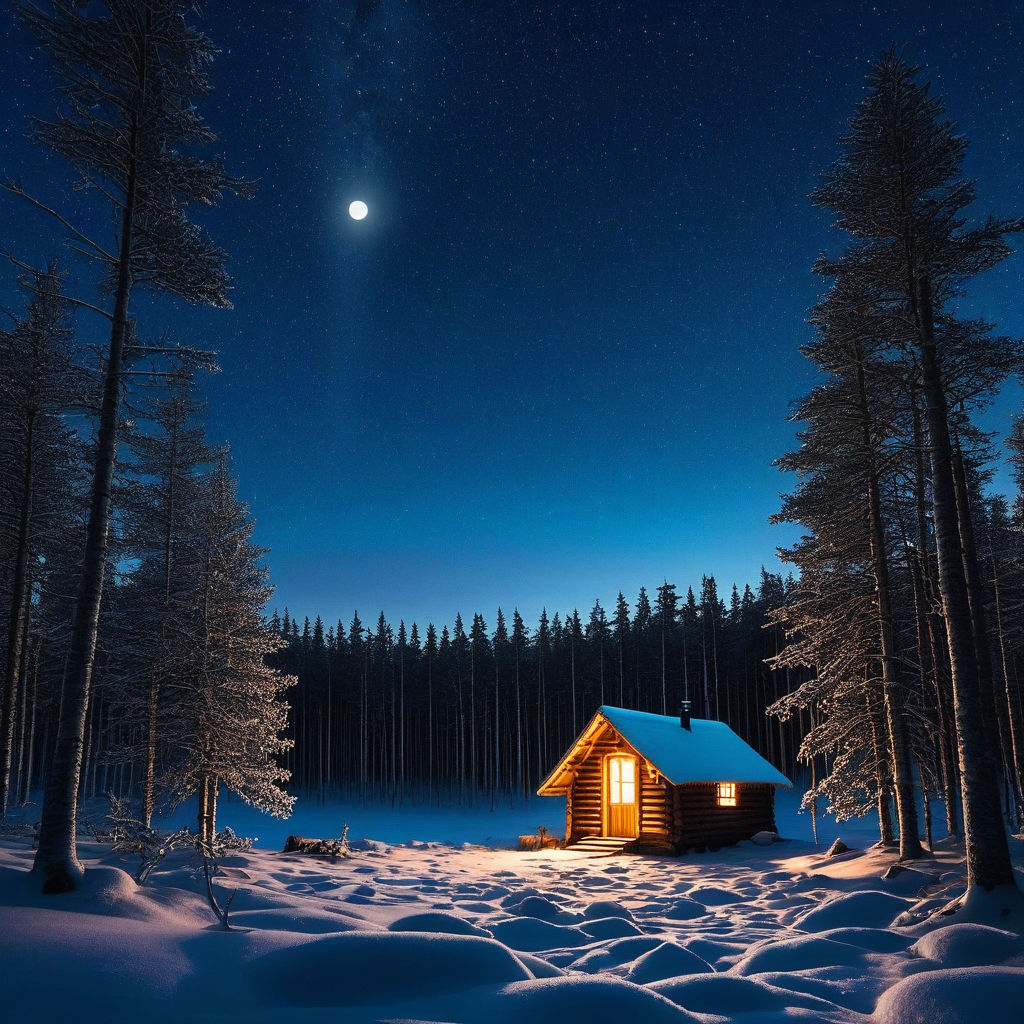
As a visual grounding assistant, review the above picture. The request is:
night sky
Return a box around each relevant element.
[3,1,1022,633]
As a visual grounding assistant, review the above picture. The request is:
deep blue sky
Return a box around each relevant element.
[3,1,1022,634]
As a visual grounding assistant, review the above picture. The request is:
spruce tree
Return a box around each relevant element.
[159,458,294,844]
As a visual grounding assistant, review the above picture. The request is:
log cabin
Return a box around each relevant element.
[537,704,792,853]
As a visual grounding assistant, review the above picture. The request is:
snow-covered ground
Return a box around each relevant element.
[2,793,1023,1023]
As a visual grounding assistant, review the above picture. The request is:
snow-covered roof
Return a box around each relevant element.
[538,705,792,794]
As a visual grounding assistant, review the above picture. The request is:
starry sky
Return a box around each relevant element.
[3,0,1022,633]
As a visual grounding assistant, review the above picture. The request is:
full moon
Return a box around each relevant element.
[348,200,369,220]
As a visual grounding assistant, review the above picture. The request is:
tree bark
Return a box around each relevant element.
[992,563,1024,827]
[915,276,1015,889]
[867,684,896,846]
[32,32,144,886]
[1,416,35,818]
[910,391,961,836]
[856,351,922,858]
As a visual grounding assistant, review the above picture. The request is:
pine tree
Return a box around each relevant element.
[654,583,679,715]
[612,592,630,707]
[511,609,527,797]
[492,609,509,808]
[424,622,438,796]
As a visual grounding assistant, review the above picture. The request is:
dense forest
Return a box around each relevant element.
[0,2,1022,902]
[266,571,803,807]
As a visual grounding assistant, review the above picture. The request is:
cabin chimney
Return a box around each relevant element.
[679,700,692,731]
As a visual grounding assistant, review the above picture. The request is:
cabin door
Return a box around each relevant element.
[605,755,639,838]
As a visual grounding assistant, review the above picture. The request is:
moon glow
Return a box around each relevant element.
[348,200,369,220]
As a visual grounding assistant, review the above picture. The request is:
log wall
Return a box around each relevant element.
[637,767,673,853]
[671,782,775,851]
[567,729,624,841]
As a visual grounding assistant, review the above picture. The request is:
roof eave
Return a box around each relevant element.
[536,708,609,796]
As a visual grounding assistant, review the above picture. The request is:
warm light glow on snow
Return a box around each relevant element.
[1,792,1018,1023]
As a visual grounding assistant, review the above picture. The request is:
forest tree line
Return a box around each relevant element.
[268,570,804,808]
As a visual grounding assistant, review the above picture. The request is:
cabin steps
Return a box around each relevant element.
[570,836,634,855]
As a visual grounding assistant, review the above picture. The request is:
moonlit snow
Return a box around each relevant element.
[1,795,1022,1023]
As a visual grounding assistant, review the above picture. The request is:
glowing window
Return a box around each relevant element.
[717,782,737,807]
[608,756,636,805]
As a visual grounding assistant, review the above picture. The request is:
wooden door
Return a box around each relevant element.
[605,755,638,837]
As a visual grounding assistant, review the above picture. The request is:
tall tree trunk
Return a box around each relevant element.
[492,654,499,811]
[197,775,210,847]
[910,389,961,836]
[856,353,922,858]
[32,90,141,889]
[514,648,522,799]
[1,415,35,818]
[951,448,1002,757]
[952,448,1021,824]
[992,562,1024,827]
[19,640,40,806]
[867,682,896,846]
[142,670,159,828]
[915,276,1015,889]
[909,547,960,835]
[427,653,433,799]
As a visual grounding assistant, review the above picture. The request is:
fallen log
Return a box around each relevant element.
[283,835,348,856]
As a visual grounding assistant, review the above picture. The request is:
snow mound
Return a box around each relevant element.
[910,923,1024,967]
[489,915,591,951]
[814,926,913,952]
[910,883,1024,932]
[873,865,939,896]
[513,951,566,979]
[580,915,643,939]
[37,864,205,926]
[468,975,704,1023]
[686,884,744,905]
[651,972,843,1014]
[250,931,532,1006]
[680,936,748,968]
[388,911,492,937]
[510,893,583,924]
[793,889,911,931]
[751,969,880,1013]
[583,899,634,920]
[732,933,871,975]
[499,887,553,909]
[663,897,709,920]
[229,905,363,933]
[572,935,663,972]
[874,967,1024,1024]
[623,940,714,983]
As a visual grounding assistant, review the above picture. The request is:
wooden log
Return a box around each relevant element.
[518,834,560,851]
[282,835,346,855]
[671,782,777,848]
